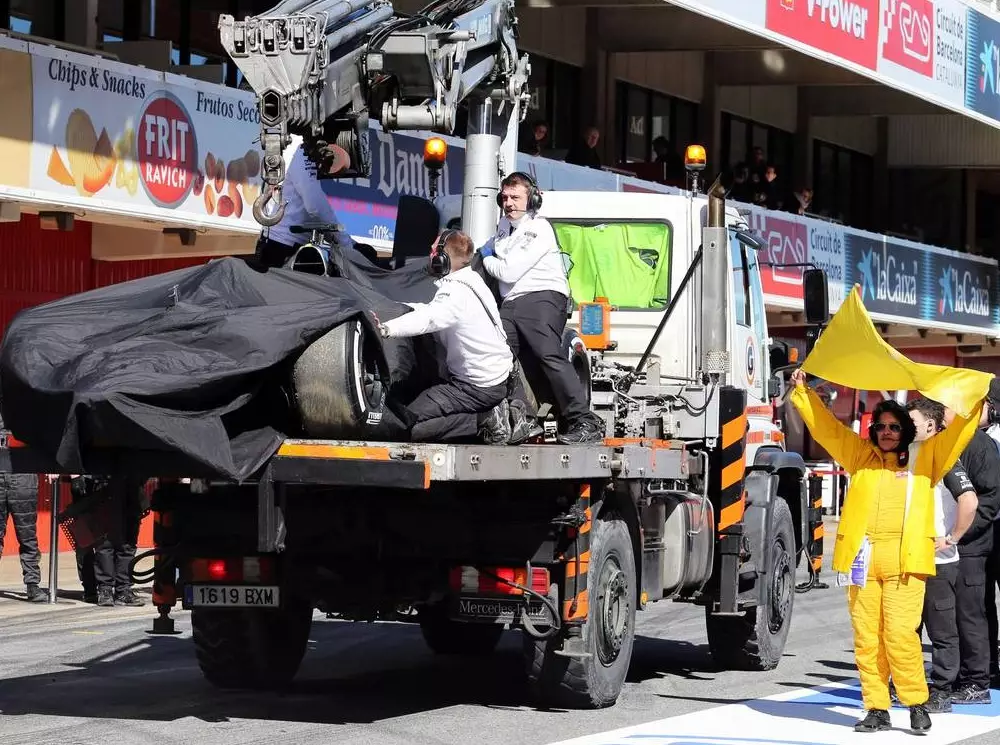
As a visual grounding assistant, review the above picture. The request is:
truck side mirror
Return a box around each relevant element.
[803,268,829,325]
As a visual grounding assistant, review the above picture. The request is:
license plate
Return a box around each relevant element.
[184,584,280,608]
[453,596,549,624]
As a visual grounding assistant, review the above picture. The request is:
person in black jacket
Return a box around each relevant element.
[943,407,1000,704]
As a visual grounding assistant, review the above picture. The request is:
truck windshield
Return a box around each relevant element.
[551,220,672,310]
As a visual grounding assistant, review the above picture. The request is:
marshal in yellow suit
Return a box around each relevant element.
[791,382,980,713]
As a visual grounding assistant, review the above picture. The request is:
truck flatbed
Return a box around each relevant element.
[0,438,691,487]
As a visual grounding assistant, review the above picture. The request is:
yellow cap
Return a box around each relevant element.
[424,137,448,168]
[684,144,707,171]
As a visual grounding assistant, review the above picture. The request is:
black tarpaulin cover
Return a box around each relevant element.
[0,253,439,482]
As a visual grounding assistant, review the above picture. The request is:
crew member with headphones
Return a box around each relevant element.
[377,229,527,444]
[479,171,604,444]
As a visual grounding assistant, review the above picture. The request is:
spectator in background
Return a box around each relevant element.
[757,164,784,211]
[520,119,549,157]
[652,136,684,184]
[565,125,602,170]
[941,405,1000,705]
[92,476,148,608]
[0,411,48,602]
[789,186,814,216]
[908,398,979,713]
[727,162,752,204]
[749,146,767,185]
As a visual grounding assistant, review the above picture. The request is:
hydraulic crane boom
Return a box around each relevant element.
[219,0,531,245]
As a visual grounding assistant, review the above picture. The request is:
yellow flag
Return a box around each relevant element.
[800,286,994,418]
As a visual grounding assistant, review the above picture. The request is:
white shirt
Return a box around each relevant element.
[264,136,353,250]
[382,267,512,388]
[932,483,959,565]
[481,213,569,303]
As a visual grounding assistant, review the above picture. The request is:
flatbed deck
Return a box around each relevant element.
[0,438,691,487]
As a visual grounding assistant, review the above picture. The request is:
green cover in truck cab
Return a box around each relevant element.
[553,221,671,310]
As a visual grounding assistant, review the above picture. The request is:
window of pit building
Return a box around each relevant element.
[550,220,673,311]
[615,82,699,164]
[499,54,579,155]
[721,113,793,187]
[7,15,30,33]
[812,140,873,229]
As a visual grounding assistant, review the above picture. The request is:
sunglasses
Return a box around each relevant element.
[872,422,902,434]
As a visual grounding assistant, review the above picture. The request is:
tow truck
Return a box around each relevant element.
[0,0,830,709]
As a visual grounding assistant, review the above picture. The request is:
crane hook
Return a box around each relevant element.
[253,182,285,227]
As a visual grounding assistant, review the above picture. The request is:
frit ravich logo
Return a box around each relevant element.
[138,91,198,208]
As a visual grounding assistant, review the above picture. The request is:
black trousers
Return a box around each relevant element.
[93,484,144,593]
[255,236,297,268]
[77,548,96,596]
[404,377,507,443]
[0,474,41,586]
[986,522,1000,676]
[500,290,588,424]
[923,560,960,693]
[956,554,991,690]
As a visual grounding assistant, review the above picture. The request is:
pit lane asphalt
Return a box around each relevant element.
[0,559,997,745]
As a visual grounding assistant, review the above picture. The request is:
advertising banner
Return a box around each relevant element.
[750,208,847,310]
[841,231,999,329]
[765,0,881,70]
[965,7,1000,120]
[877,0,967,107]
[29,44,263,233]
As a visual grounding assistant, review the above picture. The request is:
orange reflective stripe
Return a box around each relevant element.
[718,492,746,530]
[277,443,391,460]
[565,551,591,578]
[722,414,747,449]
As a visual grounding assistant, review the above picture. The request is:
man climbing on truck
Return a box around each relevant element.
[480,172,603,444]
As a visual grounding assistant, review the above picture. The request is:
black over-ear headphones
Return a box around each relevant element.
[430,229,459,276]
[497,171,542,213]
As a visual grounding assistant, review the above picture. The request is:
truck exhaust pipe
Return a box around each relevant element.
[701,174,729,382]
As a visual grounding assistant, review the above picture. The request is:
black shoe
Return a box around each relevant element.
[951,683,992,705]
[910,704,931,733]
[508,400,536,445]
[854,709,891,733]
[25,584,49,603]
[97,588,115,607]
[925,689,952,713]
[556,415,604,445]
[479,399,512,445]
[114,588,145,607]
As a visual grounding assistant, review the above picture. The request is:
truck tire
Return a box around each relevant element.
[192,602,313,690]
[291,319,386,439]
[524,511,636,709]
[705,497,795,671]
[419,604,505,656]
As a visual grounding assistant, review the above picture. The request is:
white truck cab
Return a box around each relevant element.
[438,185,783,456]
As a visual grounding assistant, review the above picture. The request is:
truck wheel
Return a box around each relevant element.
[291,319,387,439]
[705,497,795,671]
[524,511,636,709]
[192,602,314,690]
[419,605,504,656]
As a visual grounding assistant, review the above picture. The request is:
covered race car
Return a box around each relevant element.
[0,208,589,483]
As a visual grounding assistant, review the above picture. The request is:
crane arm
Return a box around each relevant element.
[219,0,530,240]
